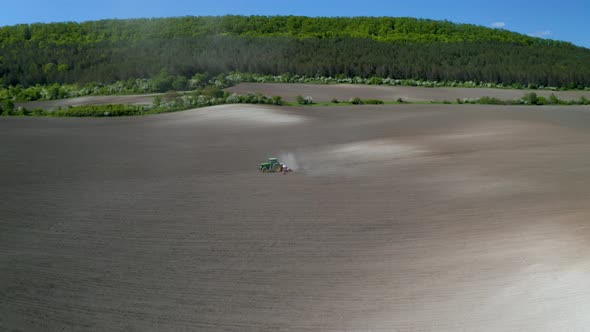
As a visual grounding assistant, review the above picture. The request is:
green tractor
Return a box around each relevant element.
[259,157,291,173]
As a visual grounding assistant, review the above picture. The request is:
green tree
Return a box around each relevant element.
[43,63,56,75]
[151,71,175,92]
[46,85,60,100]
[172,76,188,91]
[189,73,208,88]
[1,99,15,115]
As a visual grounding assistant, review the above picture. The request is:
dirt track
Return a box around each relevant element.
[227,83,590,102]
[2,104,590,330]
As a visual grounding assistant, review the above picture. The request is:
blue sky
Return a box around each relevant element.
[1,0,589,48]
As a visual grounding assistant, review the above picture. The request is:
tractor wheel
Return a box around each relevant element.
[261,168,268,173]
[272,164,283,172]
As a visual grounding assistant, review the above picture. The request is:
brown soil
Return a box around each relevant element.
[2,104,590,330]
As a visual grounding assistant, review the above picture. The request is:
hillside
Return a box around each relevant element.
[1,16,590,88]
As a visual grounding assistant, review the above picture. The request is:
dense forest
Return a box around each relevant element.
[1,16,590,88]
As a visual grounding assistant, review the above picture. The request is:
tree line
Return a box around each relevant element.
[1,16,590,89]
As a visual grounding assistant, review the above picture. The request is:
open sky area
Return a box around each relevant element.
[1,0,589,48]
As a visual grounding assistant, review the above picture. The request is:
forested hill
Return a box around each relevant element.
[1,16,590,88]
[0,16,568,45]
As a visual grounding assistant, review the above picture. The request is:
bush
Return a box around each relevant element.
[153,95,162,106]
[52,104,147,117]
[331,98,339,103]
[396,97,405,103]
[536,96,548,105]
[350,97,363,104]
[580,96,590,105]
[476,96,504,105]
[296,95,313,105]
[172,76,189,91]
[521,92,539,105]
[151,70,175,92]
[45,84,61,100]
[549,94,560,105]
[14,107,30,116]
[189,73,208,88]
[225,93,240,103]
[201,85,224,98]
[368,76,383,85]
[1,99,15,115]
[364,99,384,104]
[271,96,284,106]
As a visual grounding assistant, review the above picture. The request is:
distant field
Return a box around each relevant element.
[15,94,158,110]
[227,83,590,102]
[2,104,590,330]
[15,84,590,111]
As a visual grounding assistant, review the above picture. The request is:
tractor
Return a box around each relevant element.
[259,157,291,173]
